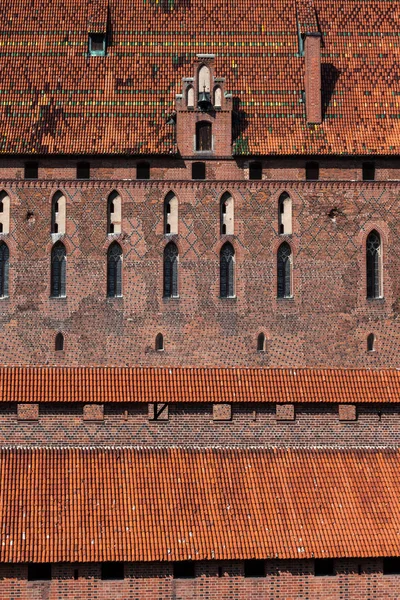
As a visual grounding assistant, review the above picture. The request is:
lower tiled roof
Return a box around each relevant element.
[1,447,400,563]
[0,366,399,404]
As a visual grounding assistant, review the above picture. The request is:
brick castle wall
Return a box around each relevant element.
[3,402,399,447]
[0,157,399,367]
[0,559,399,600]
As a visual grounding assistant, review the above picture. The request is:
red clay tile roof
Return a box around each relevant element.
[1,446,400,563]
[0,366,398,404]
[0,0,398,155]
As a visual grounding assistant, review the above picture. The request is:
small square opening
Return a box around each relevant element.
[314,559,334,577]
[383,557,400,575]
[244,559,265,578]
[101,562,124,580]
[306,161,319,181]
[77,161,90,180]
[249,161,262,180]
[24,162,38,180]
[28,564,52,581]
[192,162,205,180]
[363,162,375,181]
[173,561,195,579]
[137,162,150,180]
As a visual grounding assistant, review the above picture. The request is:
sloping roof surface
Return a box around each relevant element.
[0,0,398,155]
[0,366,399,404]
[1,447,400,563]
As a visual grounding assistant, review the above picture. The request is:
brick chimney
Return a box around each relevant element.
[304,32,322,124]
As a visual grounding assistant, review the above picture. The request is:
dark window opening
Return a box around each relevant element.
[244,560,265,578]
[192,162,206,180]
[0,202,4,213]
[74,568,79,580]
[166,223,171,234]
[0,223,3,234]
[221,224,226,235]
[55,332,64,352]
[173,561,195,579]
[77,162,90,180]
[163,242,178,298]
[110,202,114,214]
[137,162,150,180]
[0,243,9,298]
[383,558,400,575]
[28,564,52,581]
[277,242,292,299]
[314,559,334,577]
[367,333,375,352]
[366,230,381,299]
[107,242,123,297]
[196,121,212,151]
[257,333,266,352]
[24,162,38,180]
[89,33,106,56]
[249,161,262,180]
[306,161,319,181]
[218,565,223,578]
[101,562,124,580]
[109,223,114,234]
[363,162,375,181]
[220,242,235,298]
[156,333,164,351]
[51,242,66,298]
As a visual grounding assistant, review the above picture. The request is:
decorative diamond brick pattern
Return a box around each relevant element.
[0,0,398,155]
[1,447,400,563]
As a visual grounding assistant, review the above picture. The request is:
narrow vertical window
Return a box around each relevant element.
[363,162,375,181]
[89,33,106,56]
[366,230,382,299]
[107,242,123,297]
[163,242,179,298]
[220,242,235,298]
[137,162,150,180]
[196,122,212,151]
[0,243,9,298]
[257,333,266,352]
[306,161,319,181]
[187,86,194,109]
[220,193,234,235]
[51,242,66,298]
[278,192,292,235]
[107,191,121,235]
[77,162,90,180]
[214,86,222,108]
[367,333,375,352]
[51,191,66,235]
[249,162,262,180]
[277,242,292,298]
[0,191,10,235]
[55,332,64,351]
[164,192,178,235]
[156,333,164,351]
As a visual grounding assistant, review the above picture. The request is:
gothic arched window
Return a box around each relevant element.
[0,242,9,298]
[107,191,121,235]
[51,242,66,298]
[220,242,235,298]
[51,191,66,235]
[164,192,178,235]
[366,230,382,299]
[163,242,179,298]
[278,192,292,235]
[107,242,123,297]
[220,193,234,235]
[277,242,292,298]
[0,191,10,235]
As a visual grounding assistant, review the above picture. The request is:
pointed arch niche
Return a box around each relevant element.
[220,192,234,235]
[164,192,178,235]
[0,191,10,235]
[278,192,292,235]
[107,191,122,235]
[51,191,66,235]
